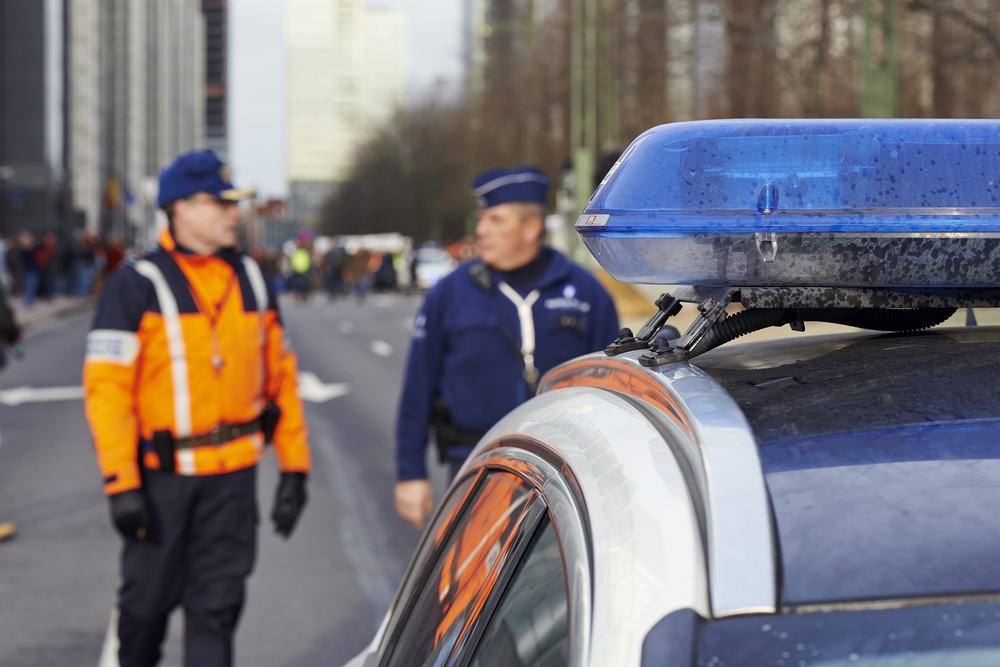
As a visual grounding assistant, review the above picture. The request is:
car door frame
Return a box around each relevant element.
[368,443,591,667]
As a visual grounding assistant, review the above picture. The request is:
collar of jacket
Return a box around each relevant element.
[158,227,242,268]
[473,246,575,294]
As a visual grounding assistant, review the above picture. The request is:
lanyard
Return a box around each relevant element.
[496,281,541,385]
[187,270,237,375]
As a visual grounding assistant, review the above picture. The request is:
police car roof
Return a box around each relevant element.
[695,326,1000,606]
[577,119,1000,288]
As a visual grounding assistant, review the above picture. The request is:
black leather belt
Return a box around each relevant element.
[173,418,262,450]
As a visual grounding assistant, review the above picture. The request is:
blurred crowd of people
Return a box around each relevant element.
[0,226,480,308]
[248,234,480,302]
[0,231,127,306]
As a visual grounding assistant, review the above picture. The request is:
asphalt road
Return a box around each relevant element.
[0,292,447,667]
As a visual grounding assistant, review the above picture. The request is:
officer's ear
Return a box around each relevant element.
[519,203,545,245]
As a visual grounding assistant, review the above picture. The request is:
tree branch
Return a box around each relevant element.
[905,0,1000,59]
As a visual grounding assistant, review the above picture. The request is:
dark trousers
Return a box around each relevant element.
[447,458,465,482]
[118,466,258,667]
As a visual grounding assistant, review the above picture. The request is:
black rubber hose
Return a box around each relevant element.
[689,308,786,357]
[794,308,956,332]
[689,307,956,358]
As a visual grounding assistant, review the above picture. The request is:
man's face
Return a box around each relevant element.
[475,203,542,271]
[173,193,240,253]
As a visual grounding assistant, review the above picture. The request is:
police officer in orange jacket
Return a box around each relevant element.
[83,151,311,667]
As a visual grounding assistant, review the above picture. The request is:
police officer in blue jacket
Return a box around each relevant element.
[394,166,619,528]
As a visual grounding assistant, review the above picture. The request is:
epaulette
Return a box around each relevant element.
[469,262,493,293]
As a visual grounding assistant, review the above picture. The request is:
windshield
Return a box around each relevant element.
[698,602,1000,667]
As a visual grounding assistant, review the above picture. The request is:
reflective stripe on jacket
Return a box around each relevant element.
[84,228,311,495]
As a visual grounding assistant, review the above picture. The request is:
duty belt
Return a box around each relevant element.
[144,417,263,474]
[174,418,262,450]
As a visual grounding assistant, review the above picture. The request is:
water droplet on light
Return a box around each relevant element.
[849,653,860,662]
[955,629,963,637]
[761,624,772,632]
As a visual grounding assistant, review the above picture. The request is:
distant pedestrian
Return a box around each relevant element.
[6,237,23,296]
[83,150,312,666]
[0,277,22,542]
[20,233,40,306]
[393,165,620,529]
[290,244,312,300]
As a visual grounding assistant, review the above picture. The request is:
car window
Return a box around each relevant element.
[468,518,568,667]
[386,472,536,667]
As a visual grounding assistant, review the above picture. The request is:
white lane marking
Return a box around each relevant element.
[401,317,415,331]
[369,340,393,357]
[98,607,119,667]
[297,371,351,403]
[309,416,402,624]
[0,385,85,406]
[338,320,355,333]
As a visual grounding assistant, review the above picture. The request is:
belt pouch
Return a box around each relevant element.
[261,402,282,444]
[432,400,484,463]
[152,430,176,473]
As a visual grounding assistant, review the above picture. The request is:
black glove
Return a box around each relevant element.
[271,472,307,538]
[109,489,150,540]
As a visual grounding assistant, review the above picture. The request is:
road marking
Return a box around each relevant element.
[370,340,393,357]
[98,608,119,667]
[297,371,350,403]
[0,385,84,406]
[309,418,402,626]
[338,320,355,333]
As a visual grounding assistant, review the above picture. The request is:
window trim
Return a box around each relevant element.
[374,468,487,663]
[463,444,593,667]
[451,500,550,666]
[373,446,592,667]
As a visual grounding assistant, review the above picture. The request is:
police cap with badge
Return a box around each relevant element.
[472,165,549,209]
[157,150,254,208]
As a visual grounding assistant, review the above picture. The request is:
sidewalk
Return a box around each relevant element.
[9,295,96,333]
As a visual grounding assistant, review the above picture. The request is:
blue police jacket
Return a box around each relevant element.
[396,248,620,480]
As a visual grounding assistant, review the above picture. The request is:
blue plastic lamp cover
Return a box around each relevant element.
[577,119,1000,288]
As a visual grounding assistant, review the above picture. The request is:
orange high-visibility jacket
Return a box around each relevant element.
[83,229,311,495]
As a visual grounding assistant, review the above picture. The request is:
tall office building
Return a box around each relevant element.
[68,0,205,242]
[202,0,227,156]
[285,0,407,225]
[0,0,53,233]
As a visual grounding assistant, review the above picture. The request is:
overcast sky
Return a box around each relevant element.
[230,0,463,200]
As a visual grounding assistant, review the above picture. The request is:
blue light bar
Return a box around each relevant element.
[578,119,1000,288]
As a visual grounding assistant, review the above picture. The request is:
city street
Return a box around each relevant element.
[0,292,446,667]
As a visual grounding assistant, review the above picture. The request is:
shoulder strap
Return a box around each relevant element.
[469,262,493,293]
[240,255,269,312]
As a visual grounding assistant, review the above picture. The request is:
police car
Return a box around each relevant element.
[346,120,1000,666]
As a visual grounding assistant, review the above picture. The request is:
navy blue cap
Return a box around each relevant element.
[157,150,254,208]
[472,166,549,209]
